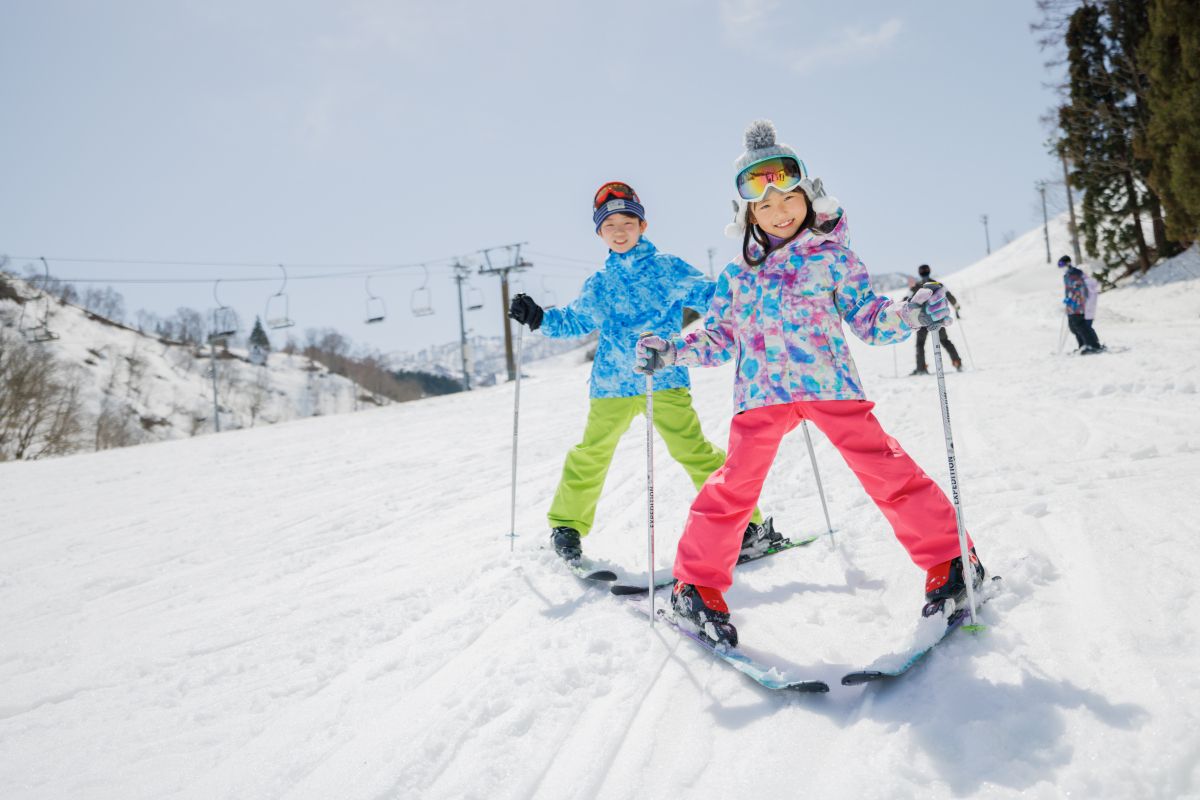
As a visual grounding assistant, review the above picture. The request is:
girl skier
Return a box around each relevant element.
[635,120,985,645]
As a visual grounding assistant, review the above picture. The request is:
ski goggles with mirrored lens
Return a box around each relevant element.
[593,181,640,209]
[735,156,807,202]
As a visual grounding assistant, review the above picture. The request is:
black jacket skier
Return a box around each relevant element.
[907,265,962,374]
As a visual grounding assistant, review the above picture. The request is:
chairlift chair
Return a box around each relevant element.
[18,258,60,342]
[365,276,387,324]
[466,285,484,311]
[266,264,295,329]
[540,276,557,307]
[209,279,239,341]
[411,264,434,317]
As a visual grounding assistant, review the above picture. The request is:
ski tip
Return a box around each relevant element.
[841,671,887,686]
[787,681,831,693]
[569,566,617,582]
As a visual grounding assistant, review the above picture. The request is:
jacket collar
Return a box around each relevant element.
[605,237,658,275]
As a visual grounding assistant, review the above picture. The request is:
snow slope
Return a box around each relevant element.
[2,221,1199,799]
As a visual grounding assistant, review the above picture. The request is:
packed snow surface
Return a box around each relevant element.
[3,222,1199,799]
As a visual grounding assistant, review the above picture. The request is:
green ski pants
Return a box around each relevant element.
[548,387,762,536]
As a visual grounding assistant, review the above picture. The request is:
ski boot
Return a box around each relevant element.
[549,526,582,563]
[952,358,963,372]
[910,367,929,376]
[739,516,784,560]
[672,583,738,647]
[923,548,985,618]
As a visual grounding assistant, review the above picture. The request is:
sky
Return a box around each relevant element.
[0,0,1066,356]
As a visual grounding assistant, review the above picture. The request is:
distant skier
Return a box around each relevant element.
[1058,255,1105,354]
[908,264,962,374]
[507,181,773,569]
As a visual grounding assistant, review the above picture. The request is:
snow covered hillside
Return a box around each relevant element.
[2,221,1199,799]
[0,276,434,456]
[388,332,586,388]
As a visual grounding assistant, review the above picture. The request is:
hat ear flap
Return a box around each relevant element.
[725,199,749,239]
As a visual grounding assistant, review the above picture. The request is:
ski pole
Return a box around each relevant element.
[1057,316,1067,355]
[956,316,977,370]
[800,421,834,546]
[892,344,898,378]
[508,326,523,551]
[931,331,979,626]
[644,370,656,625]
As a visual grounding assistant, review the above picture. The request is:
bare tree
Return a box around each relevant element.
[0,329,86,460]
[81,286,126,322]
[172,307,206,345]
[94,345,145,451]
[247,368,271,427]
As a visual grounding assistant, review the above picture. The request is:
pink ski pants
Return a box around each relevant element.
[673,399,971,592]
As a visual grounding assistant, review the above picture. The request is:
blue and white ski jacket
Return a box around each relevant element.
[539,238,714,398]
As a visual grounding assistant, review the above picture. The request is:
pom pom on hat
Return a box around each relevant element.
[732,118,803,176]
[744,119,778,151]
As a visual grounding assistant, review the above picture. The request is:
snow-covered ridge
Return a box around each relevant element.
[0,274,390,454]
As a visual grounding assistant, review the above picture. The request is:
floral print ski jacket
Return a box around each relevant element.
[670,208,911,413]
[1062,267,1087,314]
[539,238,714,399]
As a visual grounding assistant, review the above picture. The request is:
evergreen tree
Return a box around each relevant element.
[249,317,271,351]
[1109,0,1176,256]
[1139,0,1200,244]
[1058,1,1174,276]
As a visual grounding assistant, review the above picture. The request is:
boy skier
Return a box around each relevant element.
[508,182,773,566]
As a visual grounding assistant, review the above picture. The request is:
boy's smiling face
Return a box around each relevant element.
[597,213,648,254]
[750,188,808,239]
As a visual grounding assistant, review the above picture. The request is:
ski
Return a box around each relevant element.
[566,558,618,584]
[609,572,676,596]
[841,576,1002,686]
[656,609,829,693]
[609,532,822,596]
[737,532,821,565]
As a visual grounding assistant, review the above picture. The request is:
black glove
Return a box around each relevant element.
[508,293,543,331]
[955,306,962,320]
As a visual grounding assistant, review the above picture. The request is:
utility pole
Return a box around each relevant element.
[980,214,991,255]
[479,243,532,382]
[1036,181,1051,263]
[706,247,717,279]
[452,262,473,391]
[1059,147,1084,264]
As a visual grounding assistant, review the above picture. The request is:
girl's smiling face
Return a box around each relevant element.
[750,189,808,239]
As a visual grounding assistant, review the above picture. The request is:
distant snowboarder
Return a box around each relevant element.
[1059,255,1105,354]
[908,264,962,374]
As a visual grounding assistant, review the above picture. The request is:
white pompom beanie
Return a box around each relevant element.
[725,119,837,238]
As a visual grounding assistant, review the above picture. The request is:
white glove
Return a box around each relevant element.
[634,334,676,375]
[899,285,954,330]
